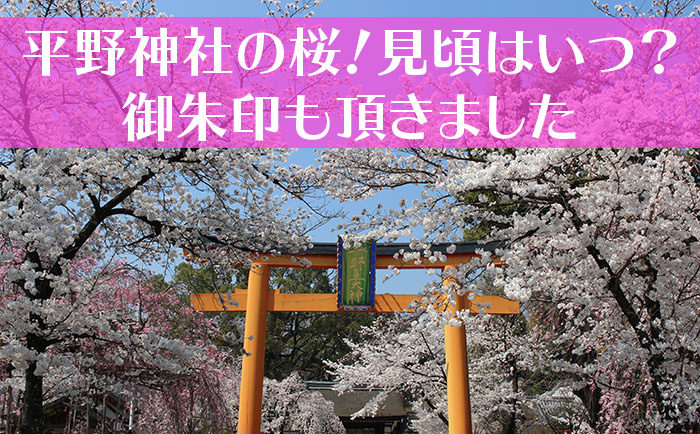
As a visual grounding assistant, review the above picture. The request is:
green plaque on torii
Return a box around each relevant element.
[337,236,376,311]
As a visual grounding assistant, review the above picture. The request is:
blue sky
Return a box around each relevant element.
[161,0,603,293]
[163,0,601,17]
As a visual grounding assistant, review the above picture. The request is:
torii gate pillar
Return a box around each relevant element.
[443,265,472,434]
[237,262,270,434]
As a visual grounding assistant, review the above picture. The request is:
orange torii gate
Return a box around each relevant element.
[190,241,519,434]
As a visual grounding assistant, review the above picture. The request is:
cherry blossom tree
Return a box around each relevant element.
[302,8,699,430]
[591,0,699,17]
[328,302,561,433]
[260,372,345,433]
[136,359,240,434]
[0,1,335,432]
[0,0,321,17]
[0,251,231,431]
[0,147,320,433]
[312,148,700,432]
[0,0,157,17]
[328,312,451,431]
[137,368,344,433]
[134,266,345,433]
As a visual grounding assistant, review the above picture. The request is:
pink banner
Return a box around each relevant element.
[0,18,697,148]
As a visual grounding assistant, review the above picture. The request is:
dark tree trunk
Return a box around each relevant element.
[573,383,602,432]
[101,394,107,434]
[505,355,518,434]
[17,276,52,434]
[5,383,13,434]
[19,359,43,434]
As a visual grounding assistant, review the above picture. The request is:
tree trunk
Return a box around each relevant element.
[18,276,52,434]
[505,355,518,434]
[5,385,12,434]
[573,383,602,433]
[1,387,6,432]
[19,360,43,434]
[85,398,90,432]
[101,394,107,434]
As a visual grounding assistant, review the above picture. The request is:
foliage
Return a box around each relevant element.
[265,268,374,380]
[176,262,374,381]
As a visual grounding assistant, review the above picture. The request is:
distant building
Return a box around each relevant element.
[42,394,129,434]
[306,381,417,434]
[304,382,578,434]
